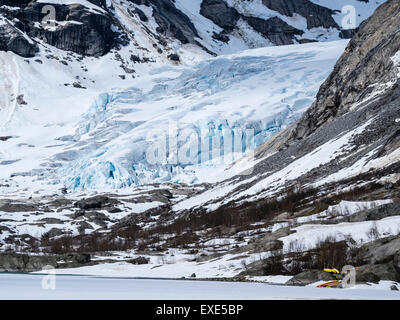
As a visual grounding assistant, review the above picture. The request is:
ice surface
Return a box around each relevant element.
[4,273,398,300]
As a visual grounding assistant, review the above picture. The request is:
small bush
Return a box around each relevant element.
[366,222,381,241]
[262,250,287,275]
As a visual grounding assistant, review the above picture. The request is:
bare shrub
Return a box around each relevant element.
[347,245,366,267]
[287,238,306,254]
[311,236,348,270]
[262,249,286,275]
[366,222,381,241]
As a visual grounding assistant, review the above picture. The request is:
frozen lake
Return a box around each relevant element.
[0,273,400,300]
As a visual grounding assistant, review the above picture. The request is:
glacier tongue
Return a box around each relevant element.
[51,40,348,190]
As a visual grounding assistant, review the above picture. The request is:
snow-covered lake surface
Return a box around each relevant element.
[1,273,400,300]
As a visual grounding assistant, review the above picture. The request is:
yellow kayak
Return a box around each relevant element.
[317,280,340,288]
[323,268,340,274]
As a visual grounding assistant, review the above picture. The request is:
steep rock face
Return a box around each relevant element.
[200,0,240,32]
[262,0,339,29]
[200,0,304,45]
[245,16,304,46]
[20,2,116,57]
[0,1,117,57]
[0,18,38,57]
[128,0,200,45]
[283,0,400,143]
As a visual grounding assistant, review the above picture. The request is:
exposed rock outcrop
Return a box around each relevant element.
[200,0,303,45]
[0,252,92,272]
[361,235,400,265]
[128,0,200,44]
[356,263,400,283]
[245,16,303,46]
[200,0,240,32]
[262,0,338,29]
[285,270,335,286]
[0,18,38,57]
[0,1,118,57]
[75,195,113,210]
[238,0,400,196]
[22,2,116,56]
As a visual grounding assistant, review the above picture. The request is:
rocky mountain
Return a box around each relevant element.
[0,0,386,59]
[0,0,400,288]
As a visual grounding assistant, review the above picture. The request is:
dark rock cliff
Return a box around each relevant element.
[1,1,117,57]
[200,0,304,45]
[0,18,38,57]
[262,0,339,29]
[128,0,200,45]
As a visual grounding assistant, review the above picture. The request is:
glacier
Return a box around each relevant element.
[0,40,348,193]
[48,40,349,190]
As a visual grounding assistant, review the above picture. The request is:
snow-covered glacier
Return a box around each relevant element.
[51,40,348,190]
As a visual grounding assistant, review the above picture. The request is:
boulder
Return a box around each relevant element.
[168,53,180,62]
[361,235,400,265]
[285,270,335,286]
[239,255,287,277]
[76,221,94,234]
[393,251,400,274]
[356,263,400,283]
[75,195,112,210]
[63,253,91,264]
[43,228,64,238]
[127,256,149,265]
